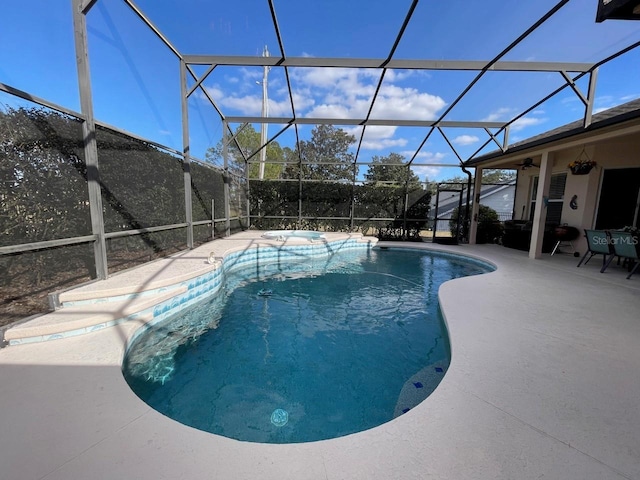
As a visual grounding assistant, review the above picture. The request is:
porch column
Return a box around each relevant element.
[529,151,553,259]
[468,167,482,245]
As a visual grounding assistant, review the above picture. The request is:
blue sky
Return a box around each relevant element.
[1,0,639,181]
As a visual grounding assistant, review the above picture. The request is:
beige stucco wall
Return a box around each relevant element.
[512,132,640,254]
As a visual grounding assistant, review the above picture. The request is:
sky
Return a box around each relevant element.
[1,0,639,181]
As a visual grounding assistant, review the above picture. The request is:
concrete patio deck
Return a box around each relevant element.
[0,233,639,480]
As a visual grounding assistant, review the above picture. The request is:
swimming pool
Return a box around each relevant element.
[123,246,493,443]
[262,230,326,241]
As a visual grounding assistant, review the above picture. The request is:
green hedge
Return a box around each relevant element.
[249,180,430,239]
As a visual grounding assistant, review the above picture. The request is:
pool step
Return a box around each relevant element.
[53,283,187,310]
[54,264,217,307]
[4,287,185,346]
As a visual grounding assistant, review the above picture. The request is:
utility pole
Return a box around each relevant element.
[259,45,270,180]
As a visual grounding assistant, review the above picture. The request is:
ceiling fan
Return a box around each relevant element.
[517,157,539,170]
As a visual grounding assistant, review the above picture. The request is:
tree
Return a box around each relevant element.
[360,153,423,222]
[357,153,430,241]
[481,169,517,184]
[440,168,516,186]
[364,153,421,188]
[205,124,284,179]
[449,204,503,244]
[281,146,299,171]
[284,125,355,181]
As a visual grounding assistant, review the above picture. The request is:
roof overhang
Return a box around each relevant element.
[464,100,640,169]
[596,0,640,22]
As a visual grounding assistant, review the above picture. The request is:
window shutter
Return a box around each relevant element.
[549,174,566,200]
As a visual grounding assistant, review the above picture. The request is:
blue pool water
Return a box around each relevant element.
[123,248,493,444]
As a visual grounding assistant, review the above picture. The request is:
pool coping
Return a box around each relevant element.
[1,232,639,480]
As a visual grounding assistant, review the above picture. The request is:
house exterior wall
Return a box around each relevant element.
[511,133,640,254]
[430,183,515,226]
[479,185,515,220]
[554,147,596,253]
[513,156,565,222]
[562,137,640,252]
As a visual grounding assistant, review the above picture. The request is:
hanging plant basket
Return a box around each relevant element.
[569,163,594,175]
[568,147,596,175]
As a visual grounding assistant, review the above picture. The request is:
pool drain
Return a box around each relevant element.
[271,408,288,427]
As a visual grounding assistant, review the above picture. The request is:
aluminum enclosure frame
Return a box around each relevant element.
[24,0,638,280]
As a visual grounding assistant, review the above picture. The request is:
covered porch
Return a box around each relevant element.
[466,100,640,260]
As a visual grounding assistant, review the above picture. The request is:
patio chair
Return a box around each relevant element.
[603,231,640,279]
[576,229,613,272]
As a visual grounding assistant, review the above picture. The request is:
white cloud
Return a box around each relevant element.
[201,81,313,116]
[412,162,470,182]
[370,85,445,120]
[453,135,479,146]
[217,94,262,115]
[304,86,447,121]
[384,70,432,83]
[401,151,448,163]
[204,65,448,152]
[239,67,262,81]
[561,95,580,105]
[343,126,408,150]
[511,116,546,132]
[268,93,315,116]
[411,165,442,181]
[291,68,445,120]
[481,106,547,132]
[201,85,225,101]
[482,107,514,122]
[305,98,372,118]
[361,137,408,150]
[595,94,614,105]
[293,67,376,90]
[306,103,355,118]
[593,95,618,114]
[590,94,639,114]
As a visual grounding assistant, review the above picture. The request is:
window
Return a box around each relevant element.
[530,173,567,225]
